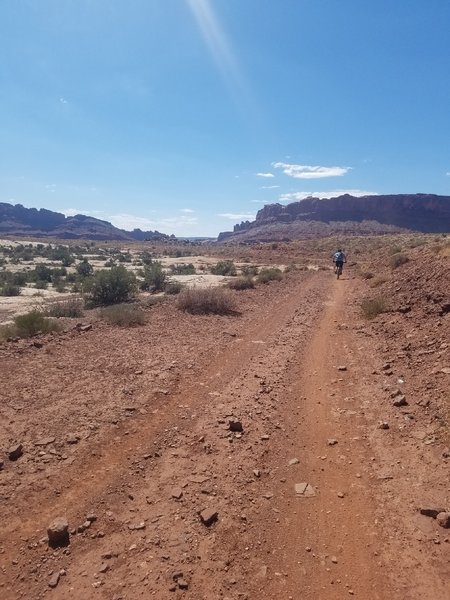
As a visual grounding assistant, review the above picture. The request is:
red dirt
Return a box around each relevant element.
[0,263,449,599]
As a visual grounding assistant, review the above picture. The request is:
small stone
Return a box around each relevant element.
[129,521,146,531]
[66,435,80,445]
[47,517,70,548]
[253,469,261,478]
[35,437,56,447]
[228,419,243,433]
[0,459,4,470]
[295,482,316,497]
[48,572,60,588]
[337,366,347,371]
[261,434,270,440]
[171,487,183,500]
[99,563,109,573]
[440,367,450,374]
[86,513,97,523]
[327,439,338,446]
[288,458,299,466]
[331,556,338,564]
[436,512,450,528]
[378,421,390,430]
[178,579,189,590]
[337,492,345,498]
[199,508,218,526]
[393,395,408,407]
[8,444,23,461]
[420,507,446,519]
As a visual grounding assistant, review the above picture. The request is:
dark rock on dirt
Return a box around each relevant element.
[47,517,70,548]
[8,444,23,461]
[436,512,450,528]
[199,508,218,526]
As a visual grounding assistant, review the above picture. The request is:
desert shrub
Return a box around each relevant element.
[88,266,137,306]
[257,267,283,284]
[369,275,388,288]
[13,310,61,337]
[35,280,48,289]
[177,287,236,315]
[46,298,84,318]
[389,245,402,255]
[104,258,116,267]
[76,258,94,278]
[389,253,409,269]
[228,276,255,290]
[141,262,166,292]
[33,264,53,282]
[165,281,183,295]
[170,263,196,275]
[241,264,259,276]
[0,283,21,296]
[100,304,145,327]
[361,297,388,320]
[210,260,237,276]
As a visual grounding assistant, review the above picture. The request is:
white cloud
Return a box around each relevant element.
[272,162,351,179]
[260,185,280,189]
[446,172,450,176]
[108,213,198,232]
[60,208,90,217]
[256,172,275,178]
[218,212,256,220]
[180,208,195,213]
[279,189,377,203]
[59,97,68,104]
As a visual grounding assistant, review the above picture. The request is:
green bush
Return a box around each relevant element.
[170,263,196,275]
[165,281,183,295]
[76,258,94,278]
[257,267,283,284]
[100,304,145,327]
[35,280,48,289]
[46,298,84,318]
[210,260,237,276]
[241,265,259,276]
[0,283,21,296]
[389,253,409,269]
[177,287,236,315]
[361,297,388,320]
[13,310,61,337]
[88,266,137,306]
[228,276,255,290]
[141,262,166,292]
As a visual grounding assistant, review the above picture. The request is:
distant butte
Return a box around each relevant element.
[218,193,450,242]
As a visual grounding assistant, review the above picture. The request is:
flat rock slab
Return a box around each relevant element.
[295,482,316,497]
[35,437,56,447]
[188,475,210,484]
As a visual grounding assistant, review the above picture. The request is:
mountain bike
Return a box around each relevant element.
[336,261,344,279]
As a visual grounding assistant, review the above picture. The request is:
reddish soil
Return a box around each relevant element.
[0,261,449,600]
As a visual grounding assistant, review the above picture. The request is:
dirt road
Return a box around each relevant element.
[0,270,449,599]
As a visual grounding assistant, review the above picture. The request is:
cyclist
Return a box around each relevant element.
[332,249,346,277]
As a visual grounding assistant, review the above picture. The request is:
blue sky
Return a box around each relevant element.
[1,0,449,236]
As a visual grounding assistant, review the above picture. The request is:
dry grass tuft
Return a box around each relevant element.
[100,304,146,327]
[177,287,236,315]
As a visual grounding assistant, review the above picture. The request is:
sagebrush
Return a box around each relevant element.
[177,287,236,315]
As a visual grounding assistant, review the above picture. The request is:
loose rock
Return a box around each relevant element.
[8,444,23,461]
[228,419,243,432]
[393,396,408,407]
[420,507,447,519]
[199,508,218,526]
[436,512,450,528]
[48,572,60,588]
[47,517,69,548]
